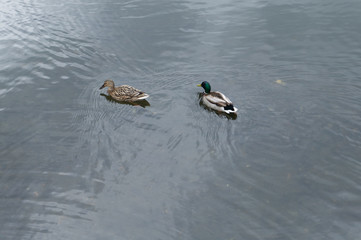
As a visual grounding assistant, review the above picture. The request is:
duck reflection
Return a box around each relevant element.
[100,93,150,108]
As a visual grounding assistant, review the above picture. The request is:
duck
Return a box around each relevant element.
[100,79,149,102]
[197,81,237,114]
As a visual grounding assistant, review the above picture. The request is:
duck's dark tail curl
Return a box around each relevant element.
[224,104,234,111]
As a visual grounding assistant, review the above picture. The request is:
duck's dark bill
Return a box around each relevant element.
[99,84,105,89]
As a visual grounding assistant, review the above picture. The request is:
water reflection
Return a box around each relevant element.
[100,93,151,108]
[1,0,361,239]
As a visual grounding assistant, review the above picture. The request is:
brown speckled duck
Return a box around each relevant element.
[100,79,149,102]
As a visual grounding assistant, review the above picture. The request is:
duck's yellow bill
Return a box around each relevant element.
[197,84,201,87]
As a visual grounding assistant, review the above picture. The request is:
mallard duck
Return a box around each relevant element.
[100,79,149,102]
[197,81,237,114]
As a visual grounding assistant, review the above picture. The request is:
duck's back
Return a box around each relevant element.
[205,91,232,106]
[111,85,148,101]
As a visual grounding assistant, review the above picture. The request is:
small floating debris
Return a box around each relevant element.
[275,79,286,85]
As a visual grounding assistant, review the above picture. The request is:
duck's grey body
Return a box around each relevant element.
[197,81,237,114]
[201,91,237,114]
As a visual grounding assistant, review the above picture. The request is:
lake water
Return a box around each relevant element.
[1,0,361,239]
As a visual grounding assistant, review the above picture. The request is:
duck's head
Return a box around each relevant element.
[197,81,211,93]
[100,79,115,89]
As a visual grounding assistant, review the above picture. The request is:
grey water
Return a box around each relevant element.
[1,0,361,239]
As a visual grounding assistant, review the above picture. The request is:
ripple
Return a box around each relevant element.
[2,0,361,239]
[0,2,113,238]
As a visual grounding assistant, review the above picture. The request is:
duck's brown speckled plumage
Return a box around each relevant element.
[100,79,149,102]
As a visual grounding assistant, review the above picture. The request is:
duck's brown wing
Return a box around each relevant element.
[113,85,145,99]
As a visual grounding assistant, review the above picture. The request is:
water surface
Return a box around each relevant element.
[1,0,361,239]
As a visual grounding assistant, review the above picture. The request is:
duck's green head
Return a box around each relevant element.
[197,81,211,93]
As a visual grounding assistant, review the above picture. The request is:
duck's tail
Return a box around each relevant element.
[137,93,149,100]
[223,104,238,114]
